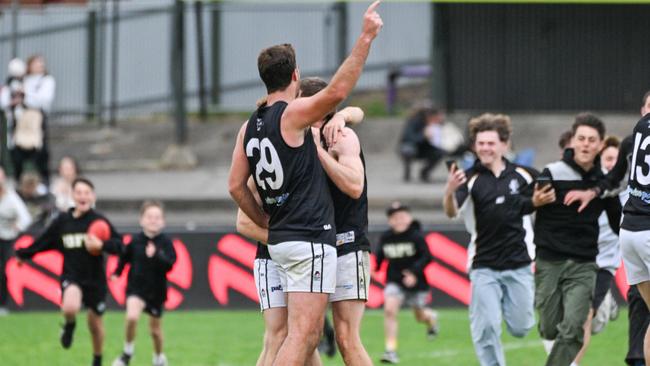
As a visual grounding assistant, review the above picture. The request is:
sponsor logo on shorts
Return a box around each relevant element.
[337,284,354,290]
[97,302,106,313]
[323,224,332,230]
[271,285,283,292]
[260,289,266,298]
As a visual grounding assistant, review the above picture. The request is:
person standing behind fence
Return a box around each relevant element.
[0,167,31,315]
[10,55,55,185]
[0,58,27,150]
[443,113,554,366]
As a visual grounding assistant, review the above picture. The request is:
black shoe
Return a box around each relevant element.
[427,324,439,340]
[60,321,76,349]
[92,354,102,366]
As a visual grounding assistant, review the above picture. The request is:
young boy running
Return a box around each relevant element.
[111,201,177,366]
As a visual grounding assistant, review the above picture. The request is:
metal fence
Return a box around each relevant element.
[0,1,433,125]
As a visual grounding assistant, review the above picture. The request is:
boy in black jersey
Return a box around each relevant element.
[375,203,437,364]
[16,177,123,366]
[111,201,176,366]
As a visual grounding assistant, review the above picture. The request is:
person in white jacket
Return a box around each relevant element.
[0,167,32,314]
[10,55,55,184]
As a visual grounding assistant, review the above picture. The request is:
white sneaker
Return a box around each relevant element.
[152,354,168,366]
[380,351,399,364]
[592,291,614,334]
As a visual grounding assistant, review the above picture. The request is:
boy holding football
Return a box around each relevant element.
[16,177,123,366]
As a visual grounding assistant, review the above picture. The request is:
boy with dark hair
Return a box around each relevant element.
[16,177,123,366]
[111,200,176,366]
[375,202,437,364]
[534,113,614,366]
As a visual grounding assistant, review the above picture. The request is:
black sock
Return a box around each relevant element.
[92,354,102,366]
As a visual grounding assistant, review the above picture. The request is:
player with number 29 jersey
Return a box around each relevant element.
[243,101,335,246]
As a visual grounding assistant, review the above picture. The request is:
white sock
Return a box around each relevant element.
[542,339,555,355]
[570,362,579,366]
[154,353,165,362]
[123,342,134,355]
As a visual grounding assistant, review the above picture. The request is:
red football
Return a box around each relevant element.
[88,219,111,242]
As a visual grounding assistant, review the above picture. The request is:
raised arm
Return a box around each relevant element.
[316,126,364,199]
[281,1,382,132]
[228,123,268,229]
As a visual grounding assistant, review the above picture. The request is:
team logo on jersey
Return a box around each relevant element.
[265,193,290,206]
[509,179,520,194]
[260,289,266,298]
[256,118,263,131]
[314,271,321,281]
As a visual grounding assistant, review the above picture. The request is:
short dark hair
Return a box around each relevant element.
[643,91,650,107]
[299,77,335,121]
[558,130,573,150]
[572,112,605,140]
[299,77,327,98]
[140,200,164,216]
[257,44,296,94]
[468,113,512,143]
[602,135,620,152]
[72,177,94,190]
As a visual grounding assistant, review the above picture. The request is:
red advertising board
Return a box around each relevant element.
[4,228,630,310]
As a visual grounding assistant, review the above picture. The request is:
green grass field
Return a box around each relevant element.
[0,308,628,366]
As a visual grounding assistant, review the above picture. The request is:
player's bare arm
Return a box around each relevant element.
[228,123,268,229]
[236,177,269,243]
[314,125,364,199]
[281,1,382,140]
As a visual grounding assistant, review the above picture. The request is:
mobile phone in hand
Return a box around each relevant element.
[445,160,457,172]
[536,176,552,189]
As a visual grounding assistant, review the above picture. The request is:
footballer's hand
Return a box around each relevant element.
[361,1,383,41]
[323,114,347,147]
[533,183,556,207]
[564,189,597,212]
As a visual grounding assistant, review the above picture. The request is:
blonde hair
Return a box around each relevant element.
[140,200,164,216]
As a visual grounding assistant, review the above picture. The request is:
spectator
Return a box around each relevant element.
[399,103,464,182]
[51,156,80,212]
[0,167,32,314]
[0,58,27,150]
[10,55,55,185]
[17,171,57,233]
